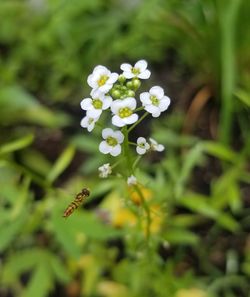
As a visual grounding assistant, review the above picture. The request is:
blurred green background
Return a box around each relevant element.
[0,0,250,296]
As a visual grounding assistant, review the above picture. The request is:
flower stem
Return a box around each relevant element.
[128,142,137,146]
[128,112,149,133]
[122,126,132,175]
[134,184,151,242]
[135,106,144,112]
[132,155,142,171]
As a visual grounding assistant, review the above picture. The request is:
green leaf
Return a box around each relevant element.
[203,141,238,163]
[19,149,52,177]
[0,214,27,252]
[51,208,83,258]
[47,145,75,183]
[49,254,71,283]
[0,85,71,127]
[0,134,34,155]
[170,214,203,228]
[2,249,44,284]
[164,228,199,245]
[70,134,100,153]
[73,212,122,240]
[21,262,52,297]
[179,193,218,218]
[235,89,250,107]
[217,213,240,232]
[175,144,205,197]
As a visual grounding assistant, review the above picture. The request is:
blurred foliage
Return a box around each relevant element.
[0,0,250,297]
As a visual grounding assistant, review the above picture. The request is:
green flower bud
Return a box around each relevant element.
[121,86,127,91]
[118,75,126,84]
[132,78,141,90]
[111,89,121,99]
[126,90,135,97]
[126,81,133,89]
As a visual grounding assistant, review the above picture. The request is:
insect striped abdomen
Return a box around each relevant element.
[63,188,90,218]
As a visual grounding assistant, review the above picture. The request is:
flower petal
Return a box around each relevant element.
[87,109,102,118]
[138,70,151,79]
[110,145,121,156]
[112,115,125,127]
[108,73,119,84]
[80,98,92,110]
[93,65,108,73]
[150,86,164,98]
[122,71,134,79]
[87,122,95,132]
[99,141,111,154]
[152,110,161,117]
[113,131,124,143]
[102,128,113,139]
[135,60,147,72]
[159,96,171,111]
[80,116,88,128]
[123,113,138,125]
[102,96,112,110]
[87,74,96,88]
[157,144,165,152]
[136,146,146,155]
[144,105,159,115]
[123,97,136,110]
[120,63,132,72]
[137,137,146,144]
[111,100,122,114]
[140,92,151,105]
[91,89,103,98]
[99,84,113,93]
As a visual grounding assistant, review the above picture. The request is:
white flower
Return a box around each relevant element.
[120,60,151,79]
[149,138,165,152]
[127,175,137,186]
[80,115,99,132]
[140,86,171,117]
[136,137,150,155]
[99,128,124,156]
[80,90,112,118]
[98,163,112,178]
[111,97,138,127]
[87,65,118,93]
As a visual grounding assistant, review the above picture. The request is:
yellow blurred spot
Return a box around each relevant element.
[100,188,164,235]
[128,184,152,205]
[175,288,207,297]
[97,280,128,297]
[113,208,137,228]
[78,254,95,269]
[75,232,86,246]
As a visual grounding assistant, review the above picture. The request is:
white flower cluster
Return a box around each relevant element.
[80,59,171,160]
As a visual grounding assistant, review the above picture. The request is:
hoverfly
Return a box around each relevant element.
[63,188,90,218]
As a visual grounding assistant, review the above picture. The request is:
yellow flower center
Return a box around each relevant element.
[92,99,103,109]
[150,95,159,106]
[118,107,132,118]
[107,136,118,147]
[88,118,94,124]
[98,75,108,86]
[131,67,140,75]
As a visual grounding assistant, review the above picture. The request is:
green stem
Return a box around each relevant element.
[134,184,151,242]
[135,106,144,112]
[132,155,142,171]
[128,142,137,146]
[218,0,242,144]
[128,112,149,133]
[122,126,132,174]
[111,159,123,169]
